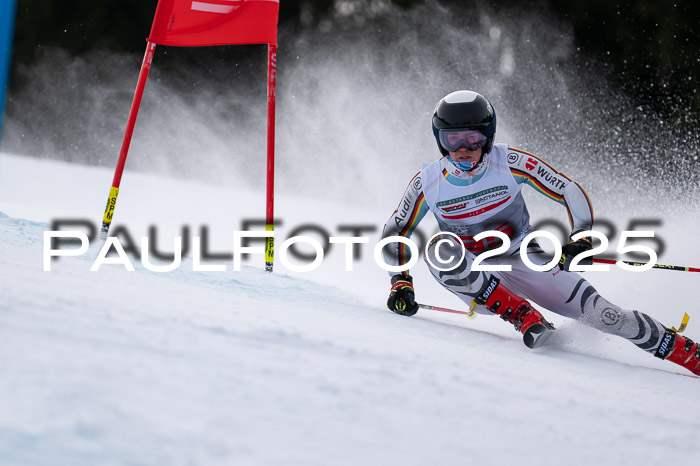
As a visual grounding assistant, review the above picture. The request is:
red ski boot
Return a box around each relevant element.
[474,276,555,348]
[655,329,700,376]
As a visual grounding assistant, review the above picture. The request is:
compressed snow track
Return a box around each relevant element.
[1,154,699,466]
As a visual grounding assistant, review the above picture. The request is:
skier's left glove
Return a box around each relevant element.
[559,236,593,271]
[387,274,419,316]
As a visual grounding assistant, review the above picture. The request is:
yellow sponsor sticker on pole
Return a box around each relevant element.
[102,186,120,226]
[265,223,274,271]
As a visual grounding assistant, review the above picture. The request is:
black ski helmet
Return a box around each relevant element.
[432,90,497,156]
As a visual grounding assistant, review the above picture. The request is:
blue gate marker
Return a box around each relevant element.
[0,0,18,141]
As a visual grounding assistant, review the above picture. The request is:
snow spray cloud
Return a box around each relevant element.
[2,47,266,183]
[4,0,699,209]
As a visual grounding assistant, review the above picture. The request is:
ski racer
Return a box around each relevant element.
[381,89,700,376]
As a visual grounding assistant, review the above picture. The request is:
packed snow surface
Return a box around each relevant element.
[1,153,699,466]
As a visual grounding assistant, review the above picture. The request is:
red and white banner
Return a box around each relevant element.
[149,0,279,47]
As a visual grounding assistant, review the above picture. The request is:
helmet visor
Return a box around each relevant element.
[439,129,487,152]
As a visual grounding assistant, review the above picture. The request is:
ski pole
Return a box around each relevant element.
[418,303,477,319]
[593,258,700,272]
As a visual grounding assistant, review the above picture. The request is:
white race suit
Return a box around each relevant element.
[381,144,666,354]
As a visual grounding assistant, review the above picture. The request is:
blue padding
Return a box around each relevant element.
[0,0,18,140]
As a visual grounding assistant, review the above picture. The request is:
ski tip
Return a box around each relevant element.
[523,323,555,349]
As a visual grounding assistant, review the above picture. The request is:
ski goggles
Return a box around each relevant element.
[438,129,487,152]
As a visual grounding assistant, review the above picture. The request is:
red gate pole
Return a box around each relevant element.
[264,44,277,272]
[100,40,157,239]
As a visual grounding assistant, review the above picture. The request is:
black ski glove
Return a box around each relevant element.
[387,274,419,316]
[558,235,593,271]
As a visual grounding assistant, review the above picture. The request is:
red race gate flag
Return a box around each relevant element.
[101,0,280,271]
[149,0,279,46]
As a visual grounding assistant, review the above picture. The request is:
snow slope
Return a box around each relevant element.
[1,153,699,466]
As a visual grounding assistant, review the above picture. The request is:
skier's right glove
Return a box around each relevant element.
[387,274,419,316]
[558,236,593,271]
